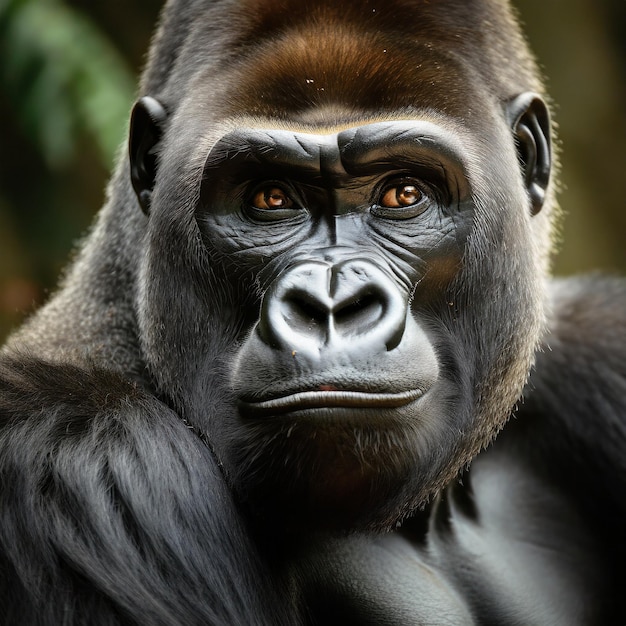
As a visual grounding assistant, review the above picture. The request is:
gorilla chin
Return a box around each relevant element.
[229,384,464,531]
[227,410,425,530]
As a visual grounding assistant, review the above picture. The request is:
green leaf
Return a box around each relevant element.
[0,0,135,168]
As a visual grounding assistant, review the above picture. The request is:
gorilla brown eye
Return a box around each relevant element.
[381,184,422,208]
[252,187,294,210]
[373,179,430,219]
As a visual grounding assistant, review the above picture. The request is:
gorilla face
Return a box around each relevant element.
[198,121,471,528]
[130,6,551,531]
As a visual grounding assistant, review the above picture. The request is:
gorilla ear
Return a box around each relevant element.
[506,93,551,216]
[129,96,168,215]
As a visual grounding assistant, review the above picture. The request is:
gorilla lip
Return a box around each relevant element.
[239,388,423,417]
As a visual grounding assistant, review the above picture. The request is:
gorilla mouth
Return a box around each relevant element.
[239,388,424,417]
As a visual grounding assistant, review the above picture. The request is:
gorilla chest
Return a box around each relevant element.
[422,454,610,625]
[300,454,611,626]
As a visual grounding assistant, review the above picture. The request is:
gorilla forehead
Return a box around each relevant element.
[153,0,539,122]
[223,37,484,121]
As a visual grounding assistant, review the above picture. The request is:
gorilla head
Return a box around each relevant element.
[128,0,552,530]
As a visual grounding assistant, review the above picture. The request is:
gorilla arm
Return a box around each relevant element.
[0,356,299,626]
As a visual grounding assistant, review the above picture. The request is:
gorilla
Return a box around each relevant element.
[1,0,625,624]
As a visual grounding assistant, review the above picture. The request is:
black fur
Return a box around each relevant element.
[0,357,297,625]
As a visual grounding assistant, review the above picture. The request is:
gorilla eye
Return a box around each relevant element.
[252,187,294,210]
[380,184,422,208]
[372,179,431,219]
[245,183,304,222]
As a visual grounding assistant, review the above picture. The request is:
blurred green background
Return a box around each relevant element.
[1,0,625,342]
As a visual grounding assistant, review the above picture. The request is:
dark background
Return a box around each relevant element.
[1,0,625,341]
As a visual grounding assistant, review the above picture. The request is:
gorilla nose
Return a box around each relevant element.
[257,259,407,357]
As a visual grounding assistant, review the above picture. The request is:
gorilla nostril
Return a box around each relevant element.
[333,293,384,332]
[283,292,329,333]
